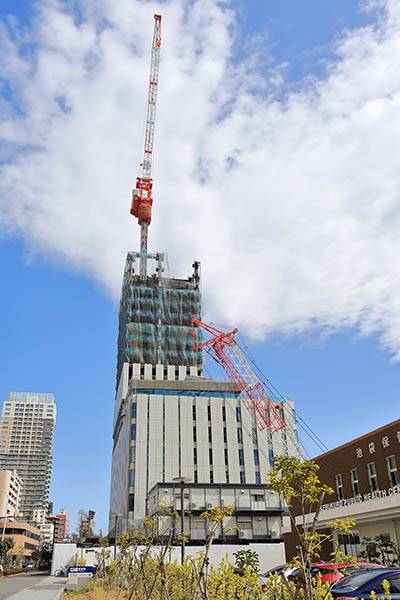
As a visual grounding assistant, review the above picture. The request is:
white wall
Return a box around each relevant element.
[52,542,285,574]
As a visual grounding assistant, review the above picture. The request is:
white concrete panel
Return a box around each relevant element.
[144,364,153,380]
[195,397,209,483]
[258,427,270,484]
[241,398,256,484]
[180,396,194,481]
[134,394,148,521]
[148,395,164,490]
[225,398,240,483]
[211,398,225,482]
[155,364,164,380]
[165,396,179,481]
[178,366,186,381]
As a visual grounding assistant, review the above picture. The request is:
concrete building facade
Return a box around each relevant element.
[109,253,299,535]
[0,469,22,519]
[148,482,290,544]
[0,392,56,522]
[33,508,55,547]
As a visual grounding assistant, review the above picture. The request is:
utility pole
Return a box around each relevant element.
[173,477,191,564]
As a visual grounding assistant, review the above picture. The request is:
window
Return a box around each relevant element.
[129,493,135,511]
[210,471,214,483]
[335,474,344,500]
[254,449,259,466]
[226,471,229,483]
[222,406,226,421]
[236,407,241,422]
[209,448,213,465]
[208,427,212,443]
[367,462,379,492]
[223,427,227,444]
[238,449,244,466]
[193,426,197,442]
[131,424,136,440]
[193,448,197,465]
[255,472,261,484]
[386,456,399,486]
[252,428,257,444]
[130,469,135,487]
[350,468,360,496]
[192,405,196,420]
[130,446,136,464]
[207,405,211,421]
[194,470,198,483]
[224,448,228,465]
[132,403,137,419]
[240,471,246,484]
[268,449,274,467]
[237,428,243,443]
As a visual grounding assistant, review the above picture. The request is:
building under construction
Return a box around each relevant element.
[108,15,300,560]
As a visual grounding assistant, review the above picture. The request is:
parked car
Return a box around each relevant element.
[331,568,400,599]
[259,562,384,591]
[258,565,300,591]
[310,562,384,585]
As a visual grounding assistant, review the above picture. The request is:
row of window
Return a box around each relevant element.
[335,456,399,499]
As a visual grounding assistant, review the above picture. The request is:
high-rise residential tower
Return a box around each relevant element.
[0,392,56,523]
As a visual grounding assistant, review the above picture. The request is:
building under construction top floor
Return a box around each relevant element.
[116,252,204,387]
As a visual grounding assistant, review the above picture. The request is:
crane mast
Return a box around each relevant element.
[131,14,162,279]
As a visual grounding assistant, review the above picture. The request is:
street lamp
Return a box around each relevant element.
[0,490,9,541]
[172,477,191,564]
[111,513,122,561]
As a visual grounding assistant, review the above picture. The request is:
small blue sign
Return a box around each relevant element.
[68,566,93,575]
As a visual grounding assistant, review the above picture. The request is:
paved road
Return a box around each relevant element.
[0,573,66,600]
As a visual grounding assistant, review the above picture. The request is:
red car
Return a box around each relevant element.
[310,562,384,585]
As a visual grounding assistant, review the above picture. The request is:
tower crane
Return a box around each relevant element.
[192,318,306,458]
[131,14,162,279]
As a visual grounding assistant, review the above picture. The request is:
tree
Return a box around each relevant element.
[0,538,14,565]
[77,509,96,539]
[268,456,356,600]
[233,549,260,575]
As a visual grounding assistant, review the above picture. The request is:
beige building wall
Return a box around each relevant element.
[0,469,22,518]
[0,520,41,560]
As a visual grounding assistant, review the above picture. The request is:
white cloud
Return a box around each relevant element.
[1,0,400,356]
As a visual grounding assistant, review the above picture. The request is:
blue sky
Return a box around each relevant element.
[1,0,400,533]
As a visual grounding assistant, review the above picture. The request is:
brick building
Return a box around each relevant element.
[285,418,400,561]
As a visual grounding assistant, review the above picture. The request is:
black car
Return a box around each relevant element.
[331,568,400,599]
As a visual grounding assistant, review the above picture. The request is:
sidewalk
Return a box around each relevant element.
[7,575,67,600]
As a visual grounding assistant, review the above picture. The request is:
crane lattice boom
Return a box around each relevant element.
[131,14,162,278]
[191,319,286,433]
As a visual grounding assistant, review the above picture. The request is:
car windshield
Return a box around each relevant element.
[311,567,335,576]
[333,571,383,591]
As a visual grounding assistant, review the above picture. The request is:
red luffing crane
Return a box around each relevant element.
[192,319,286,433]
[131,14,162,278]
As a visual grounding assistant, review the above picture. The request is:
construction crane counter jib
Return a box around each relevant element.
[131,14,162,279]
